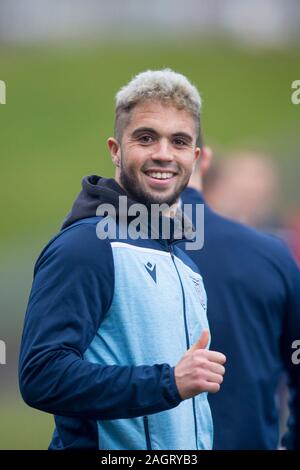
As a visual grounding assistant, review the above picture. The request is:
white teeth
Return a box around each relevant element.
[147,171,174,180]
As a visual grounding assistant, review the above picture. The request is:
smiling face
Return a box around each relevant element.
[108,100,201,207]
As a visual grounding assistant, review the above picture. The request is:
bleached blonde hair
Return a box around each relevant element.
[114,69,203,147]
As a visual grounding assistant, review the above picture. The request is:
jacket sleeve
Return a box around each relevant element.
[279,244,300,449]
[19,222,182,420]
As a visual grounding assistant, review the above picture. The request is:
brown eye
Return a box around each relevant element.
[174,138,186,146]
[139,135,153,143]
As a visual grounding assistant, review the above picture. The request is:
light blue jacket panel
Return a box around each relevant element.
[84,237,212,450]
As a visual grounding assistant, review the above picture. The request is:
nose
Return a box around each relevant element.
[152,138,174,163]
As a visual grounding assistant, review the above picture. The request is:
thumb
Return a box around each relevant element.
[189,329,209,353]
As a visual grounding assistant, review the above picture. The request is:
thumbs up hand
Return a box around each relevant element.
[189,329,210,352]
[174,330,226,400]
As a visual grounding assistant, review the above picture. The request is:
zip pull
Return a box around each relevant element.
[143,416,152,450]
[166,240,174,258]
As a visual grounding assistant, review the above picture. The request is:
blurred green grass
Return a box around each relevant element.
[0,40,299,449]
[0,394,52,449]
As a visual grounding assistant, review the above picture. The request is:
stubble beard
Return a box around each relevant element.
[119,156,189,209]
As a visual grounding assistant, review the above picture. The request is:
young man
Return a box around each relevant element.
[19,70,226,450]
[180,149,300,449]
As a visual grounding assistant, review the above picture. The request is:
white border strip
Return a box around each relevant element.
[174,255,203,279]
[111,241,201,277]
[111,241,170,257]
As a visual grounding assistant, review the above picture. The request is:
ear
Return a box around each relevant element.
[107,137,121,167]
[200,146,213,176]
[194,145,201,164]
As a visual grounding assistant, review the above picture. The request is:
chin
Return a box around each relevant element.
[149,192,178,207]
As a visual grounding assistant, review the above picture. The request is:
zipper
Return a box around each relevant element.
[143,416,152,450]
[167,241,199,450]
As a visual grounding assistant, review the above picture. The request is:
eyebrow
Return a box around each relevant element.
[131,127,194,143]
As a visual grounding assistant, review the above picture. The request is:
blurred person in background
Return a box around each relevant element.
[203,151,280,230]
[285,209,300,266]
[204,149,299,259]
[180,147,300,449]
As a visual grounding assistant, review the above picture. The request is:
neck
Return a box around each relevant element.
[162,200,179,218]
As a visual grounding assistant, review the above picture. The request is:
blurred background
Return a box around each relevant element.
[0,0,299,449]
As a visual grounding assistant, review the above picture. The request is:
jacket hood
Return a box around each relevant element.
[61,175,195,242]
[61,176,132,230]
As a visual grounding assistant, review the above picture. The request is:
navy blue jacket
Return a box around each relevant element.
[19,177,212,450]
[181,187,300,450]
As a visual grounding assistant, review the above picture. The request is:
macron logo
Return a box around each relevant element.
[145,262,157,283]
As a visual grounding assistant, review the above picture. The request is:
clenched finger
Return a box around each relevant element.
[205,371,224,384]
[202,382,220,394]
[204,350,226,364]
[206,362,225,376]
